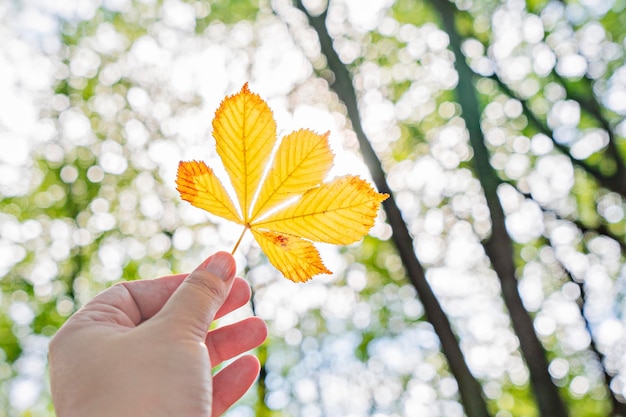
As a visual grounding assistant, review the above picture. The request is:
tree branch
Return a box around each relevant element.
[503,179,626,255]
[489,73,626,196]
[552,70,626,184]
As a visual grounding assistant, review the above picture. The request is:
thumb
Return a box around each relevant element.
[158,251,236,336]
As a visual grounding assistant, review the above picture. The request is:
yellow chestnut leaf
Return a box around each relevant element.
[176,83,388,282]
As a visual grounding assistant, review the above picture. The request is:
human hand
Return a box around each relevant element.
[48,251,267,417]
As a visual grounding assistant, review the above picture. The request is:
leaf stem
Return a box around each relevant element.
[231,226,248,254]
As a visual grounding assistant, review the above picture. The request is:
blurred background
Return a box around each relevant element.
[1,0,625,416]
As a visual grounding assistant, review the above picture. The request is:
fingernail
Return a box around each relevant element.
[201,252,235,282]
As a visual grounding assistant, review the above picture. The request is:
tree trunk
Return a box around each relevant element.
[290,3,492,417]
[431,2,570,417]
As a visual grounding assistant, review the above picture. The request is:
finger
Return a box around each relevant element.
[212,355,261,417]
[157,252,236,337]
[117,276,248,326]
[206,317,267,366]
[214,277,251,320]
[80,274,187,326]
[82,272,249,327]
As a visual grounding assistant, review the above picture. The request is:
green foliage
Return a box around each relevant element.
[390,0,435,25]
[0,317,20,364]
[197,0,261,28]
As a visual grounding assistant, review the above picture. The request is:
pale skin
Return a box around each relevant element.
[48,251,268,417]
